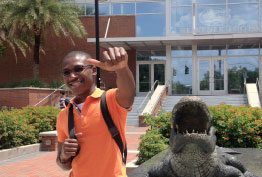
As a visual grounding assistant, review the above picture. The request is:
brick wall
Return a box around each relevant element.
[0,88,61,108]
[0,16,136,88]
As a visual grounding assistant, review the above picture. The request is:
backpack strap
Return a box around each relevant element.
[68,104,77,139]
[100,91,127,164]
[68,104,80,159]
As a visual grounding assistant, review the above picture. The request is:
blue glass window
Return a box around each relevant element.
[228,0,258,2]
[227,45,259,55]
[99,3,110,15]
[227,57,259,93]
[196,5,226,34]
[171,6,192,34]
[136,2,165,14]
[172,0,192,5]
[136,14,166,37]
[197,45,226,56]
[228,3,259,33]
[86,3,95,15]
[196,0,226,4]
[259,1,262,30]
[172,46,192,57]
[112,3,135,15]
[172,58,193,94]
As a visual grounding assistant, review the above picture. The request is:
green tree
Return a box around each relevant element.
[0,0,28,61]
[1,0,87,78]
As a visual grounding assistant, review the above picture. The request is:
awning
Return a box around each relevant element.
[87,33,262,50]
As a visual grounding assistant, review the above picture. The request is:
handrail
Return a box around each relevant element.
[164,79,171,89]
[104,17,110,38]
[256,77,259,91]
[34,84,66,106]
[154,79,170,110]
[137,80,159,115]
[243,76,247,94]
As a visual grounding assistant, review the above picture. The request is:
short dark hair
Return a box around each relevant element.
[60,90,65,95]
[63,51,91,61]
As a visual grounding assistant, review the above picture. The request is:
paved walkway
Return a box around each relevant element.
[0,125,148,177]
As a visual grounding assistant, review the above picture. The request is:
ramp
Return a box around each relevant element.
[246,83,261,108]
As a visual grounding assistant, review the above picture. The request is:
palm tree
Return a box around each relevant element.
[0,1,29,61]
[1,0,87,79]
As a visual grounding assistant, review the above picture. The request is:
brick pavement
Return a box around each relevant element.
[0,125,148,177]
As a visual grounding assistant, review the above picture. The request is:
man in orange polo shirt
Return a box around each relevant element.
[56,47,135,177]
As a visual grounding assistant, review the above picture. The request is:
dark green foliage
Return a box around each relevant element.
[137,105,262,164]
[0,44,5,56]
[209,104,262,148]
[136,129,168,165]
[48,80,64,88]
[144,111,172,139]
[136,112,171,164]
[0,106,60,149]
[0,79,64,88]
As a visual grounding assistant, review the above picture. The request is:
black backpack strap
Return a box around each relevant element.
[68,104,76,139]
[100,91,127,164]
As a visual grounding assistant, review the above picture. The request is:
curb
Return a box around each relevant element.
[126,159,139,174]
[0,144,40,161]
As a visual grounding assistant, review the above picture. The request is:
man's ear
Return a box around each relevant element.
[92,66,97,76]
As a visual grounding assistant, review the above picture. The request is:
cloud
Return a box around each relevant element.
[198,7,225,26]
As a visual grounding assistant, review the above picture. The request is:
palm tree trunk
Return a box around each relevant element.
[33,34,41,79]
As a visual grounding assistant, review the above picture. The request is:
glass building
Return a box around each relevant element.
[76,0,262,96]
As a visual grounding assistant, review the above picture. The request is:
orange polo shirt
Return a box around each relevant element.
[56,88,128,177]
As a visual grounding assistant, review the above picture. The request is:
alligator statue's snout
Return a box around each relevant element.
[172,96,210,134]
[148,96,259,177]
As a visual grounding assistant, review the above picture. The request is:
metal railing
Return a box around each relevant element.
[34,84,66,106]
[136,80,159,115]
[243,76,247,94]
[256,77,260,92]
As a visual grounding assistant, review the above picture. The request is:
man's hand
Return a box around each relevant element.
[60,133,82,162]
[86,47,128,72]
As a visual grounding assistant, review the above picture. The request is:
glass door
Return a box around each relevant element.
[198,57,226,95]
[137,61,165,94]
[138,64,151,92]
[213,58,226,95]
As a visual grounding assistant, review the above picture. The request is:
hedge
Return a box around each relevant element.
[137,105,262,164]
[0,106,60,149]
[209,104,262,148]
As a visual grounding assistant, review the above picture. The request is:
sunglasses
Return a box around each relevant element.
[62,65,93,77]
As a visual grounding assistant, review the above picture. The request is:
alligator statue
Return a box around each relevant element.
[148,96,259,177]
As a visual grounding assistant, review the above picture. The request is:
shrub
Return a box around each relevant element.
[49,80,64,88]
[209,104,262,148]
[136,104,262,164]
[0,109,37,149]
[144,111,172,139]
[2,79,46,88]
[0,79,65,88]
[0,106,60,149]
[136,129,169,165]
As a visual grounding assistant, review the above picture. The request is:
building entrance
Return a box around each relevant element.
[197,57,227,95]
[136,61,165,94]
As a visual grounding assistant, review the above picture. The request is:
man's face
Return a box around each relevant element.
[62,55,96,96]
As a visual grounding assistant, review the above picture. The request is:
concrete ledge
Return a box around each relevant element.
[39,130,57,136]
[39,131,58,151]
[0,144,40,161]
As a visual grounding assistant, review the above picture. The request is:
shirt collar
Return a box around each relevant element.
[90,87,104,98]
[69,87,104,107]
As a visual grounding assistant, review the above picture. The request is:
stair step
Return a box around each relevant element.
[161,95,248,112]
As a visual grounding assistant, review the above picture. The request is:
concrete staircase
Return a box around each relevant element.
[127,96,148,126]
[126,96,149,172]
[161,95,248,112]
